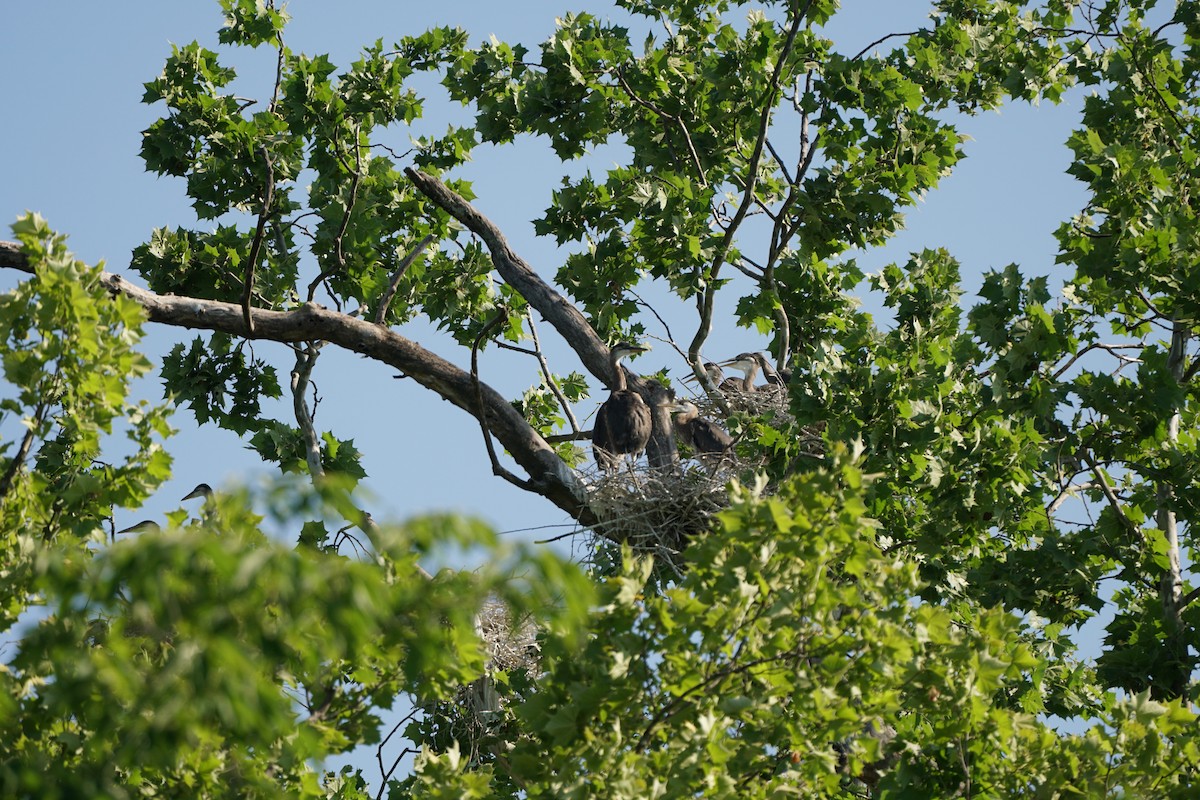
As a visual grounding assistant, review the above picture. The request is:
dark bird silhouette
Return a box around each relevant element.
[117,520,161,535]
[593,342,653,472]
[181,483,213,502]
[668,400,733,463]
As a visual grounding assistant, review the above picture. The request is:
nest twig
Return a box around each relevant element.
[578,386,824,571]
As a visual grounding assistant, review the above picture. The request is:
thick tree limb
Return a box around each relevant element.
[0,245,595,526]
[403,169,619,386]
[0,241,30,273]
[290,343,325,479]
[404,169,677,468]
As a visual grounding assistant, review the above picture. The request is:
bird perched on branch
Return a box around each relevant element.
[593,342,653,472]
[667,400,733,464]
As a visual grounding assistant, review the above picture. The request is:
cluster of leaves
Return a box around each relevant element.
[401,459,1200,798]
[0,214,173,626]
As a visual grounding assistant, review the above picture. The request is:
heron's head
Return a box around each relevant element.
[612,341,650,356]
[718,352,758,374]
[611,341,651,361]
[117,520,161,535]
[181,483,213,502]
[667,400,700,418]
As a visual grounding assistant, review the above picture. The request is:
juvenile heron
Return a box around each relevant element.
[667,400,733,463]
[181,483,213,502]
[681,361,726,390]
[593,342,653,472]
[719,352,784,393]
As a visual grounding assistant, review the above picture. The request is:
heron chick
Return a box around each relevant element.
[667,400,733,463]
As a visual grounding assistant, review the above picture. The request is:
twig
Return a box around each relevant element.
[765,136,794,184]
[307,124,364,302]
[374,233,436,325]
[1082,455,1139,538]
[241,25,287,334]
[526,313,581,434]
[473,311,536,491]
[1046,482,1095,516]
[242,145,276,336]
[1051,341,1146,380]
[614,67,708,187]
[851,30,922,62]
[688,1,811,366]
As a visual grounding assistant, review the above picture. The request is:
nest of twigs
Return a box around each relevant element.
[694,384,794,426]
[474,595,539,675]
[422,597,540,765]
[580,386,825,574]
[582,461,739,574]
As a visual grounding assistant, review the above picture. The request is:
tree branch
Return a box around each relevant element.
[290,343,325,479]
[688,1,811,367]
[526,313,581,435]
[0,252,596,526]
[473,310,537,492]
[242,145,276,335]
[374,233,435,325]
[404,169,617,388]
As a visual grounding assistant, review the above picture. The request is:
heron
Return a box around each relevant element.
[719,352,784,393]
[117,520,161,535]
[681,361,725,390]
[181,483,213,503]
[667,400,733,463]
[593,342,653,472]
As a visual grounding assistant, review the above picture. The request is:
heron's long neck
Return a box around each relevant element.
[742,362,758,390]
[612,355,628,392]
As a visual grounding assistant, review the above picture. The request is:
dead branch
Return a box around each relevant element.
[290,343,324,479]
[374,232,435,325]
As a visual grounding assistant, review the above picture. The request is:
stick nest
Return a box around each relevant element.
[584,464,736,564]
[422,597,540,765]
[580,387,824,572]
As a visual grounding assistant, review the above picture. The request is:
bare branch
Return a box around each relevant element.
[614,67,708,187]
[1051,341,1145,380]
[290,343,325,479]
[688,2,812,366]
[473,311,537,492]
[374,233,435,325]
[1082,455,1140,538]
[526,313,581,435]
[0,241,30,273]
[307,125,364,303]
[404,169,616,388]
[242,145,276,336]
[765,137,794,184]
[851,30,922,62]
